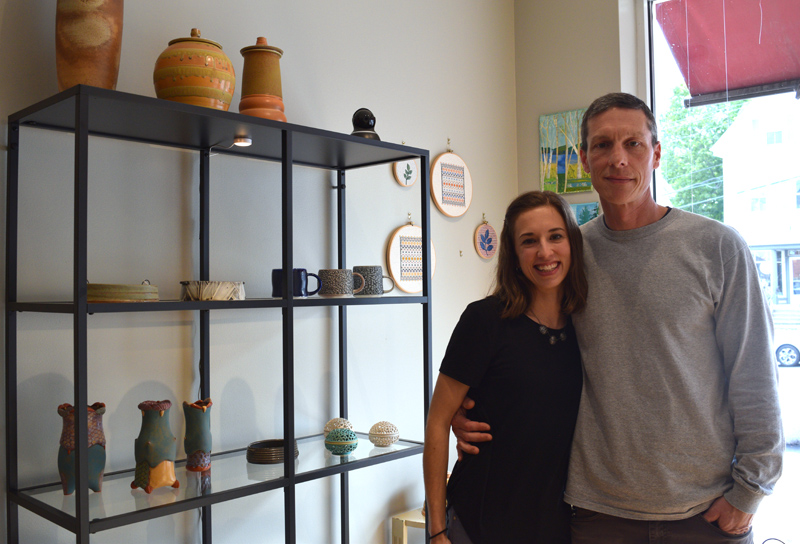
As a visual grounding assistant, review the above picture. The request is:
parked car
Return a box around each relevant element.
[775,329,800,367]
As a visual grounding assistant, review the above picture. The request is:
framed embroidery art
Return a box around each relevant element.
[474,219,497,260]
[430,152,472,217]
[386,223,437,293]
[392,159,419,187]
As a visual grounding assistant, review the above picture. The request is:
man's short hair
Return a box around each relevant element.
[580,93,658,150]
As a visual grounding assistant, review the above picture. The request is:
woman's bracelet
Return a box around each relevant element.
[429,528,447,539]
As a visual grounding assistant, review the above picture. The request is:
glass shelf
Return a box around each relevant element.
[18,433,423,530]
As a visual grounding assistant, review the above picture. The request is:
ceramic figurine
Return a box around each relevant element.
[183,398,212,472]
[131,400,180,493]
[153,28,235,111]
[57,402,107,495]
[350,108,380,140]
[324,428,359,456]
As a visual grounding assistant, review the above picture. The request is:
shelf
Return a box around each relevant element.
[9,85,426,171]
[14,433,422,534]
[8,296,430,314]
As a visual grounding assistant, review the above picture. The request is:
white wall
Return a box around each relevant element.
[0,1,523,543]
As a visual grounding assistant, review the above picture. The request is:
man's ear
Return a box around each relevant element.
[653,141,662,170]
[579,148,590,173]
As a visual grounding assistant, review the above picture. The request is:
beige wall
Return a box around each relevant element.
[0,1,637,543]
[514,0,647,203]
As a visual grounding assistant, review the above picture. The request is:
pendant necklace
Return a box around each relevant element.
[526,309,567,345]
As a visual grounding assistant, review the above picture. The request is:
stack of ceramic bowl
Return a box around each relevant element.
[246,439,298,464]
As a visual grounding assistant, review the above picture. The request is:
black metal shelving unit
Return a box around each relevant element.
[5,85,433,544]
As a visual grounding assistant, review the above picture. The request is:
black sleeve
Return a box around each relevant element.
[439,298,501,387]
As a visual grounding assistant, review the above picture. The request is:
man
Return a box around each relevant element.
[453,92,783,542]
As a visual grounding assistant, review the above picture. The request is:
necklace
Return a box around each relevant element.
[526,310,568,345]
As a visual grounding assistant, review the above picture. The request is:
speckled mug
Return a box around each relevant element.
[318,269,364,298]
[353,265,395,297]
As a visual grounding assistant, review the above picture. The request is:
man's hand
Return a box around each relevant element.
[450,397,492,461]
[702,496,753,535]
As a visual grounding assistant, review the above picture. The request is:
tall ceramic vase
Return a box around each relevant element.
[55,0,124,92]
[131,400,180,494]
[183,398,212,472]
[57,402,106,495]
[238,37,286,121]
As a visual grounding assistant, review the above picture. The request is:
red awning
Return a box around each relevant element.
[655,0,800,99]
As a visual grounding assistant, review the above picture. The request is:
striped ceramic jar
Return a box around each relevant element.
[153,28,235,111]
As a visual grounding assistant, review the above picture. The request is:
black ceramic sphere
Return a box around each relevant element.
[351,108,380,140]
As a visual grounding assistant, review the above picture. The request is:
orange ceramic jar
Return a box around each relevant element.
[153,28,235,111]
[238,37,286,121]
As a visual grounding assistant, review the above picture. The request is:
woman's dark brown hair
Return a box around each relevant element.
[490,191,588,319]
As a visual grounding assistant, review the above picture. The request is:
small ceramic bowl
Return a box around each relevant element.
[324,428,358,456]
[368,421,399,447]
[246,439,298,464]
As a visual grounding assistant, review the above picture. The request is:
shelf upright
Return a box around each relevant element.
[199,146,213,542]
[5,114,21,544]
[72,84,92,544]
[281,128,297,544]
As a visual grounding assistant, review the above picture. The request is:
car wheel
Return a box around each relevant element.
[776,344,800,367]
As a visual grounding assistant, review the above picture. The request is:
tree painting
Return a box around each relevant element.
[539,108,592,194]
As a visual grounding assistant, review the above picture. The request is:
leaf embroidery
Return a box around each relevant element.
[403,163,413,184]
[480,229,493,253]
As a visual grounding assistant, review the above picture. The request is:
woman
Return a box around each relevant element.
[423,191,588,543]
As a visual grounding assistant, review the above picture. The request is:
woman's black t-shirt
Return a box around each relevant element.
[441,296,582,544]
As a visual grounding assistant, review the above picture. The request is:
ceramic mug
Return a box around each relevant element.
[271,268,321,297]
[318,269,364,297]
[353,265,395,296]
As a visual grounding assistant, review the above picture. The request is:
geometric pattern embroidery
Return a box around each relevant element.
[400,235,423,282]
[440,162,466,208]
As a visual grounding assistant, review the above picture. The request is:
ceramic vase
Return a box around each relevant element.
[131,400,180,493]
[183,398,212,472]
[57,402,106,495]
[153,28,235,111]
[238,37,286,121]
[55,0,123,92]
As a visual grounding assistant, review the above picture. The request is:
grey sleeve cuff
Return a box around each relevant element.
[723,482,764,515]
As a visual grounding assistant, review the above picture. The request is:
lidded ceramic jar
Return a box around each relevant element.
[153,28,235,111]
[238,37,286,121]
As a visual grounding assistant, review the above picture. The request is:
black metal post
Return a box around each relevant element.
[5,121,20,544]
[73,88,91,544]
[282,130,297,544]
[335,169,350,543]
[199,148,212,542]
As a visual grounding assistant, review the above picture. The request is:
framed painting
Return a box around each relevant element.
[539,108,592,194]
[570,202,600,225]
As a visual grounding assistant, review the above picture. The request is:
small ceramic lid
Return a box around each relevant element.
[168,28,223,50]
[240,37,284,57]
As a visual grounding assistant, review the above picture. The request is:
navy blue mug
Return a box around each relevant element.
[271,268,321,297]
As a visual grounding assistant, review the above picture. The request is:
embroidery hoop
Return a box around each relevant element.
[474,215,497,260]
[430,151,472,217]
[386,220,437,294]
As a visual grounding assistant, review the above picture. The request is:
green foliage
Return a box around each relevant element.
[658,85,745,222]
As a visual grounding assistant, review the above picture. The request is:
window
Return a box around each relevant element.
[650,0,800,323]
